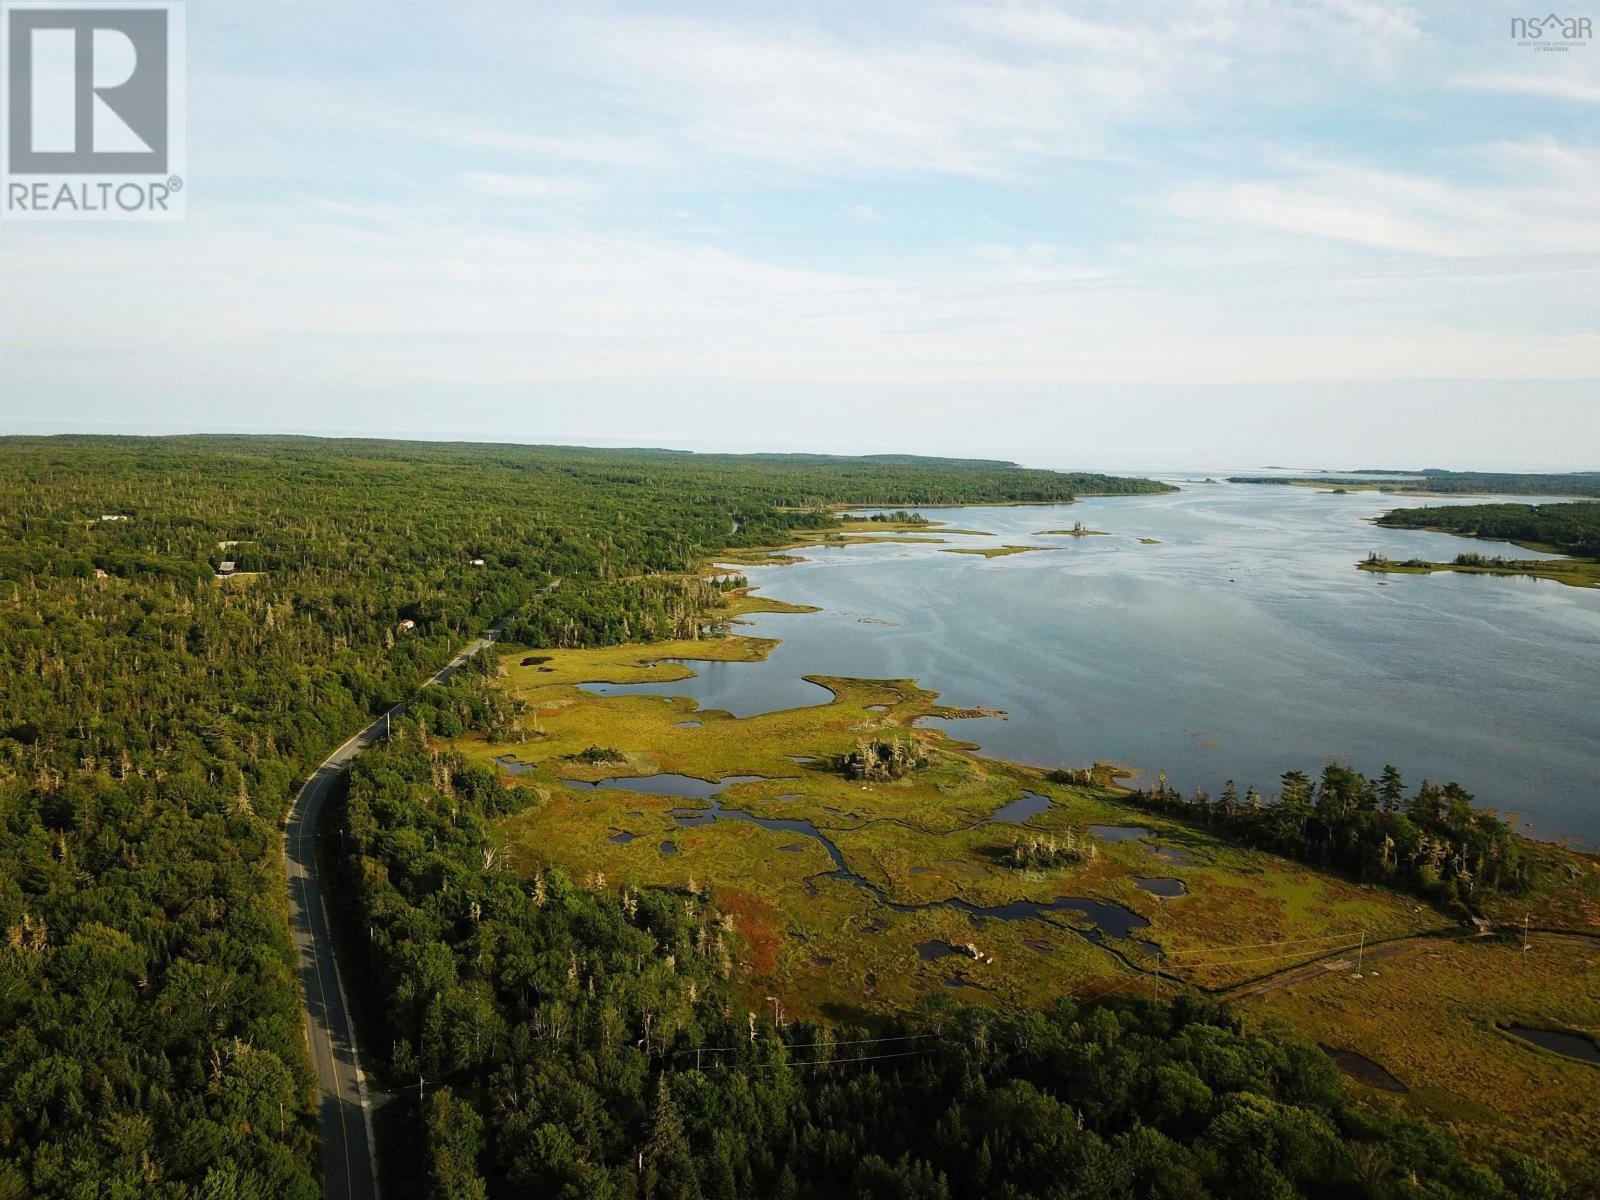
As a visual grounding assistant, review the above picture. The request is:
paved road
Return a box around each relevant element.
[285,624,505,1200]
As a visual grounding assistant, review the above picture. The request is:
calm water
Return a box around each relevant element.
[648,481,1600,846]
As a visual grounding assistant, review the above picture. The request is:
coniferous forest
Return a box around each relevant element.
[0,437,1581,1198]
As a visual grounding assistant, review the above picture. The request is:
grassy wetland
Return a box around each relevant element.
[443,557,1600,1168]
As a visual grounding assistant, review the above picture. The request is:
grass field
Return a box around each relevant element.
[1241,931,1600,1173]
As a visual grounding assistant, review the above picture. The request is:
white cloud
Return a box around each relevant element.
[1453,72,1600,103]
[1165,144,1600,258]
[462,172,596,200]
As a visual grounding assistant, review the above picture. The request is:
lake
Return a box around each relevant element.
[669,480,1600,847]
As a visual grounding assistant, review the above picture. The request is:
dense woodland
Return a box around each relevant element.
[0,437,1577,1198]
[1229,471,1600,497]
[1374,502,1600,559]
[1124,765,1531,907]
[0,436,1161,1198]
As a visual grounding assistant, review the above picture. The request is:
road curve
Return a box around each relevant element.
[285,623,505,1200]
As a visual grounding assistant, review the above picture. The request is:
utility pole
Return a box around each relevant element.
[1523,914,1531,953]
[1356,931,1364,973]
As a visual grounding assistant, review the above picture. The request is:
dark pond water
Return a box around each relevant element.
[561,772,770,798]
[1089,824,1151,843]
[673,720,702,728]
[659,841,678,855]
[987,791,1053,824]
[1149,842,1195,866]
[1134,876,1186,898]
[1506,1026,1600,1064]
[1321,1045,1408,1092]
[608,831,637,844]
[494,754,537,775]
[619,484,1600,845]
[918,940,965,961]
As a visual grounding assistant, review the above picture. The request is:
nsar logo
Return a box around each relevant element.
[1509,12,1592,49]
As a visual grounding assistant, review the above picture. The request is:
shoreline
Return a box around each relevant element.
[726,508,1595,855]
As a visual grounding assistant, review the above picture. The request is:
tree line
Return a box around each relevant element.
[1124,763,1531,905]
[1375,502,1600,559]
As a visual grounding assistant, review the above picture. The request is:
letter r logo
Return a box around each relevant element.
[6,6,168,173]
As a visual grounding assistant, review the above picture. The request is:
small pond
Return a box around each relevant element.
[1088,824,1151,842]
[562,772,770,799]
[1134,877,1187,898]
[1506,1026,1600,1065]
[987,791,1052,824]
[1320,1045,1407,1092]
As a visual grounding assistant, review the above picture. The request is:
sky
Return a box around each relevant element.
[1,0,1597,471]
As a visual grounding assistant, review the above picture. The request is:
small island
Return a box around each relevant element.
[1035,521,1108,536]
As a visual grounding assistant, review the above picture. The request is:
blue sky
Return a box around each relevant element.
[2,1,1597,469]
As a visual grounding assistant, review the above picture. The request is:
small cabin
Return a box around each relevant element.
[398,618,417,631]
[93,568,110,579]
[98,514,128,522]
[470,558,486,567]
[216,561,237,577]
